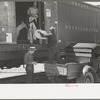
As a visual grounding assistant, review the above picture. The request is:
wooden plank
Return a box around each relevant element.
[67,48,92,53]
[73,43,97,49]
[66,52,92,57]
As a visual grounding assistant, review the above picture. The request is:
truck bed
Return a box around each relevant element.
[0,62,88,80]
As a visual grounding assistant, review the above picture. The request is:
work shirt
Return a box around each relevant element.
[27,7,38,17]
[48,33,57,47]
[24,52,34,71]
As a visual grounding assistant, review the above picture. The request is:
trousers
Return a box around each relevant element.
[48,45,60,63]
[26,65,34,83]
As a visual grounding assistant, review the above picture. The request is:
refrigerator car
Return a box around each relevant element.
[0,1,100,83]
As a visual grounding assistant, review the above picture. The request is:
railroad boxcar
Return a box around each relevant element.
[0,1,100,69]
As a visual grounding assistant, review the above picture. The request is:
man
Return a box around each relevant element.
[27,2,38,30]
[45,26,60,63]
[24,46,37,83]
[27,2,38,43]
[43,26,60,82]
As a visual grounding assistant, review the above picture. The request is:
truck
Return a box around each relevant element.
[0,1,100,83]
[44,43,99,83]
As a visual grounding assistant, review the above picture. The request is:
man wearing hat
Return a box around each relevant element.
[24,46,37,83]
[45,26,60,63]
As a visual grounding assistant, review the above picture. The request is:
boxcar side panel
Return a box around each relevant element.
[57,2,99,48]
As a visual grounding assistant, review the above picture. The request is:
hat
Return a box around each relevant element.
[28,46,37,51]
[49,26,56,30]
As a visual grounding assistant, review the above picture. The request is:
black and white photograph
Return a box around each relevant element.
[0,0,100,99]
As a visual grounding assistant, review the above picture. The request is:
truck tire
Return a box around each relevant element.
[84,72,94,83]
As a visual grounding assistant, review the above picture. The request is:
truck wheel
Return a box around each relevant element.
[84,72,94,83]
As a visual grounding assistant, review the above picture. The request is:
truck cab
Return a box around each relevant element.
[60,43,100,83]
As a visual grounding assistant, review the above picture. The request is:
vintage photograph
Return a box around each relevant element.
[0,0,100,84]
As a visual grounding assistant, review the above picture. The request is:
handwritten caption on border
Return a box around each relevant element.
[65,84,79,87]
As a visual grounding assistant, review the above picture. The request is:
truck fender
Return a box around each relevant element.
[83,65,93,75]
[76,65,97,83]
[82,65,97,83]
